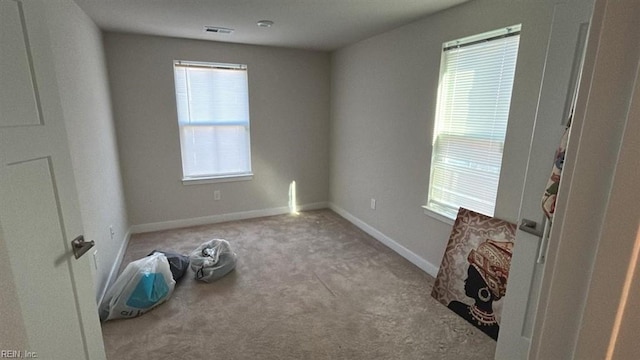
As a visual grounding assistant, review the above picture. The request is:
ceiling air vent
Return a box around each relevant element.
[204,26,234,35]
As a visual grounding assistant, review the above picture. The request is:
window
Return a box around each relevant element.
[426,25,521,220]
[173,60,252,183]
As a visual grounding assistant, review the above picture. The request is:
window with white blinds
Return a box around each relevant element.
[427,25,521,219]
[173,61,252,181]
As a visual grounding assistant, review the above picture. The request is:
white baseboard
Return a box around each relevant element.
[130,202,329,234]
[297,202,328,212]
[97,228,131,306]
[329,203,439,277]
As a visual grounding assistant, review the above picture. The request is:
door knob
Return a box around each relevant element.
[519,218,552,264]
[519,218,544,238]
[71,235,95,259]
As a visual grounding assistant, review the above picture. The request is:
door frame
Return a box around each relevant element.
[495,1,593,358]
[530,0,640,358]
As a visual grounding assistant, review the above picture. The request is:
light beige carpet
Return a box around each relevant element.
[102,210,495,359]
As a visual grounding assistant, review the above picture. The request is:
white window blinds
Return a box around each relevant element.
[427,26,521,219]
[173,61,251,180]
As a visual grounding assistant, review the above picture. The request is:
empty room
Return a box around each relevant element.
[1,0,639,359]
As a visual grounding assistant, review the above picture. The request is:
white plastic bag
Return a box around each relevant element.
[99,253,176,321]
[190,239,237,282]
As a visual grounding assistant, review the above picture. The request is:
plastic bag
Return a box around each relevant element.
[99,253,175,321]
[189,239,237,282]
[147,250,190,281]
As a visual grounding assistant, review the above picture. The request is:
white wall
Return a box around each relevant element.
[45,0,129,301]
[329,0,557,271]
[103,33,330,228]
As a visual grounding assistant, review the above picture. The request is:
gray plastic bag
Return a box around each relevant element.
[189,239,237,282]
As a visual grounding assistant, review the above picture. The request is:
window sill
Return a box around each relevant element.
[422,205,455,226]
[182,174,253,185]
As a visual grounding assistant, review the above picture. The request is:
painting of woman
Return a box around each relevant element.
[447,240,513,340]
[431,208,517,341]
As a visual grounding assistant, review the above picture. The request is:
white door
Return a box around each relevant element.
[0,1,106,358]
[495,2,594,359]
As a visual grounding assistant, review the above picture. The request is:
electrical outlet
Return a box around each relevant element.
[371,198,376,210]
[109,225,115,240]
[92,250,99,270]
[214,190,221,201]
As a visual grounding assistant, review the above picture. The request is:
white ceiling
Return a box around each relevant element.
[73,0,469,51]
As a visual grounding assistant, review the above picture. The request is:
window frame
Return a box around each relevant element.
[173,60,253,184]
[424,25,521,221]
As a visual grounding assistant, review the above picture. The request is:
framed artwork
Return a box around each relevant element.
[431,208,516,340]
